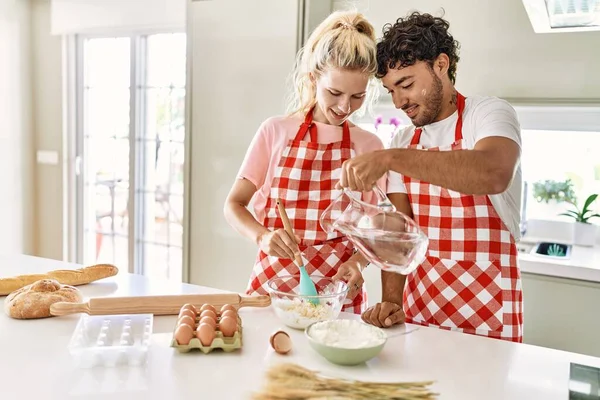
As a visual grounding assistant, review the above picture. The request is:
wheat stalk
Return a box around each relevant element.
[251,363,437,400]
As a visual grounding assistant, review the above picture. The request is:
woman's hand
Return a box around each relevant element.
[332,259,364,299]
[257,229,301,259]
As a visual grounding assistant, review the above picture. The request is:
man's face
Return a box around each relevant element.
[381,60,444,127]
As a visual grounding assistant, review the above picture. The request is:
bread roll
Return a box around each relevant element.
[4,279,83,319]
[0,264,118,296]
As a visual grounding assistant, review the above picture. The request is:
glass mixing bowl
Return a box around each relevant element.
[266,275,348,330]
[320,186,428,275]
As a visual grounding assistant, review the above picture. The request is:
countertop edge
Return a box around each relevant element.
[519,255,600,283]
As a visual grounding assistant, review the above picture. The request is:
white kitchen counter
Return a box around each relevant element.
[518,235,600,282]
[2,254,600,400]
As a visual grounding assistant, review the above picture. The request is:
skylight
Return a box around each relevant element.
[522,0,600,32]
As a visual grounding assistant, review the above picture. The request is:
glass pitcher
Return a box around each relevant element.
[320,186,428,275]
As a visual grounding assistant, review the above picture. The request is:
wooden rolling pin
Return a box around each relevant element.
[50,293,271,316]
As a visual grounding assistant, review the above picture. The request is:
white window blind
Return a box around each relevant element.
[50,0,186,35]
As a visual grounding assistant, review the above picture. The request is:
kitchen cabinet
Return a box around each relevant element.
[522,272,600,357]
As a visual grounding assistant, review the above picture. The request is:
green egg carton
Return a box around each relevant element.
[170,315,243,354]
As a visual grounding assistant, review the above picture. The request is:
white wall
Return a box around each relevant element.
[31,0,65,261]
[187,0,302,292]
[0,0,35,256]
[50,0,185,35]
[335,0,600,99]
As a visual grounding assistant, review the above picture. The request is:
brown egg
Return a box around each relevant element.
[221,304,236,313]
[174,323,194,345]
[200,304,216,314]
[218,316,237,337]
[200,309,217,321]
[199,316,217,329]
[178,315,196,329]
[196,323,216,346]
[270,330,292,354]
[220,309,237,320]
[181,303,197,314]
[178,308,196,320]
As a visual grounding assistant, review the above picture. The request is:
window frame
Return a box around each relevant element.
[516,102,600,226]
[512,102,600,133]
[63,28,187,278]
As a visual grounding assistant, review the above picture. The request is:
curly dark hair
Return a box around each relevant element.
[376,11,461,83]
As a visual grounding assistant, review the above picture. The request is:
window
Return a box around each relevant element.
[355,107,407,149]
[357,103,600,229]
[76,32,186,281]
[521,129,600,223]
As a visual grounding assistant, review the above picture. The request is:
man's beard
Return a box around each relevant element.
[413,73,444,128]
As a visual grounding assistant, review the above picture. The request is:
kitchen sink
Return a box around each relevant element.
[530,241,572,259]
[569,363,600,399]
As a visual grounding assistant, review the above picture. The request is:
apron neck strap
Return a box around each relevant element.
[294,106,351,144]
[410,91,466,145]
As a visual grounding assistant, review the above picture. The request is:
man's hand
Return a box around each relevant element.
[338,150,390,191]
[361,301,405,328]
[332,260,364,300]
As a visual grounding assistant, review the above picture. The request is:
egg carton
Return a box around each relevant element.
[68,313,153,368]
[170,315,243,354]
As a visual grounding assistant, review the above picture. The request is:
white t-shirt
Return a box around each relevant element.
[387,95,523,241]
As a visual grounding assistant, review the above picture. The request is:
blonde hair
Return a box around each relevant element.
[286,10,379,119]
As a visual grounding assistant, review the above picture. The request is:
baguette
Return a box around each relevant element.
[0,264,118,296]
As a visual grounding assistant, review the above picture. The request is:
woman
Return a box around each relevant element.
[223,10,385,314]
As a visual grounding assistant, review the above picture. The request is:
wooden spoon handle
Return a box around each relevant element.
[276,199,303,266]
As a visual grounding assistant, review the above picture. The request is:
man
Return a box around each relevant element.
[338,12,524,342]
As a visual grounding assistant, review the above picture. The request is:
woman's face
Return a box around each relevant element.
[312,68,369,126]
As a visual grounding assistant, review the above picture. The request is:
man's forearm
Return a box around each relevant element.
[381,270,406,304]
[383,147,513,195]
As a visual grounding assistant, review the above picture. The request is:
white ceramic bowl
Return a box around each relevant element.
[305,319,387,365]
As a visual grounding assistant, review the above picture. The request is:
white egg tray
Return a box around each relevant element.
[67,314,153,368]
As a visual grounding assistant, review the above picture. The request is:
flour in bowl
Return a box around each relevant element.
[272,297,335,329]
[307,319,386,349]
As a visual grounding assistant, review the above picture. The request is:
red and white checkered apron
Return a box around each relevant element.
[402,92,523,342]
[246,110,367,314]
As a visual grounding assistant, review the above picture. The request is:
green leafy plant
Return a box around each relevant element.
[559,194,600,224]
[532,179,576,204]
[547,244,565,257]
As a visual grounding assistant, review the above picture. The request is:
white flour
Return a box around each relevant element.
[307,320,386,349]
[272,298,335,329]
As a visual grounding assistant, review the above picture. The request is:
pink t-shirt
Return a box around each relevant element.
[237,115,387,223]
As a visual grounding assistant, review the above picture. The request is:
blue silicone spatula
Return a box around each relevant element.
[276,200,319,305]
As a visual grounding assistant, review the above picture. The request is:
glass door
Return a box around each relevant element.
[76,33,186,281]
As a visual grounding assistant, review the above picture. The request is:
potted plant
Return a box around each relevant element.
[532,179,576,203]
[530,179,576,220]
[559,194,600,246]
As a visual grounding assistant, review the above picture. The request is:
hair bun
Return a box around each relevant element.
[337,21,354,30]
